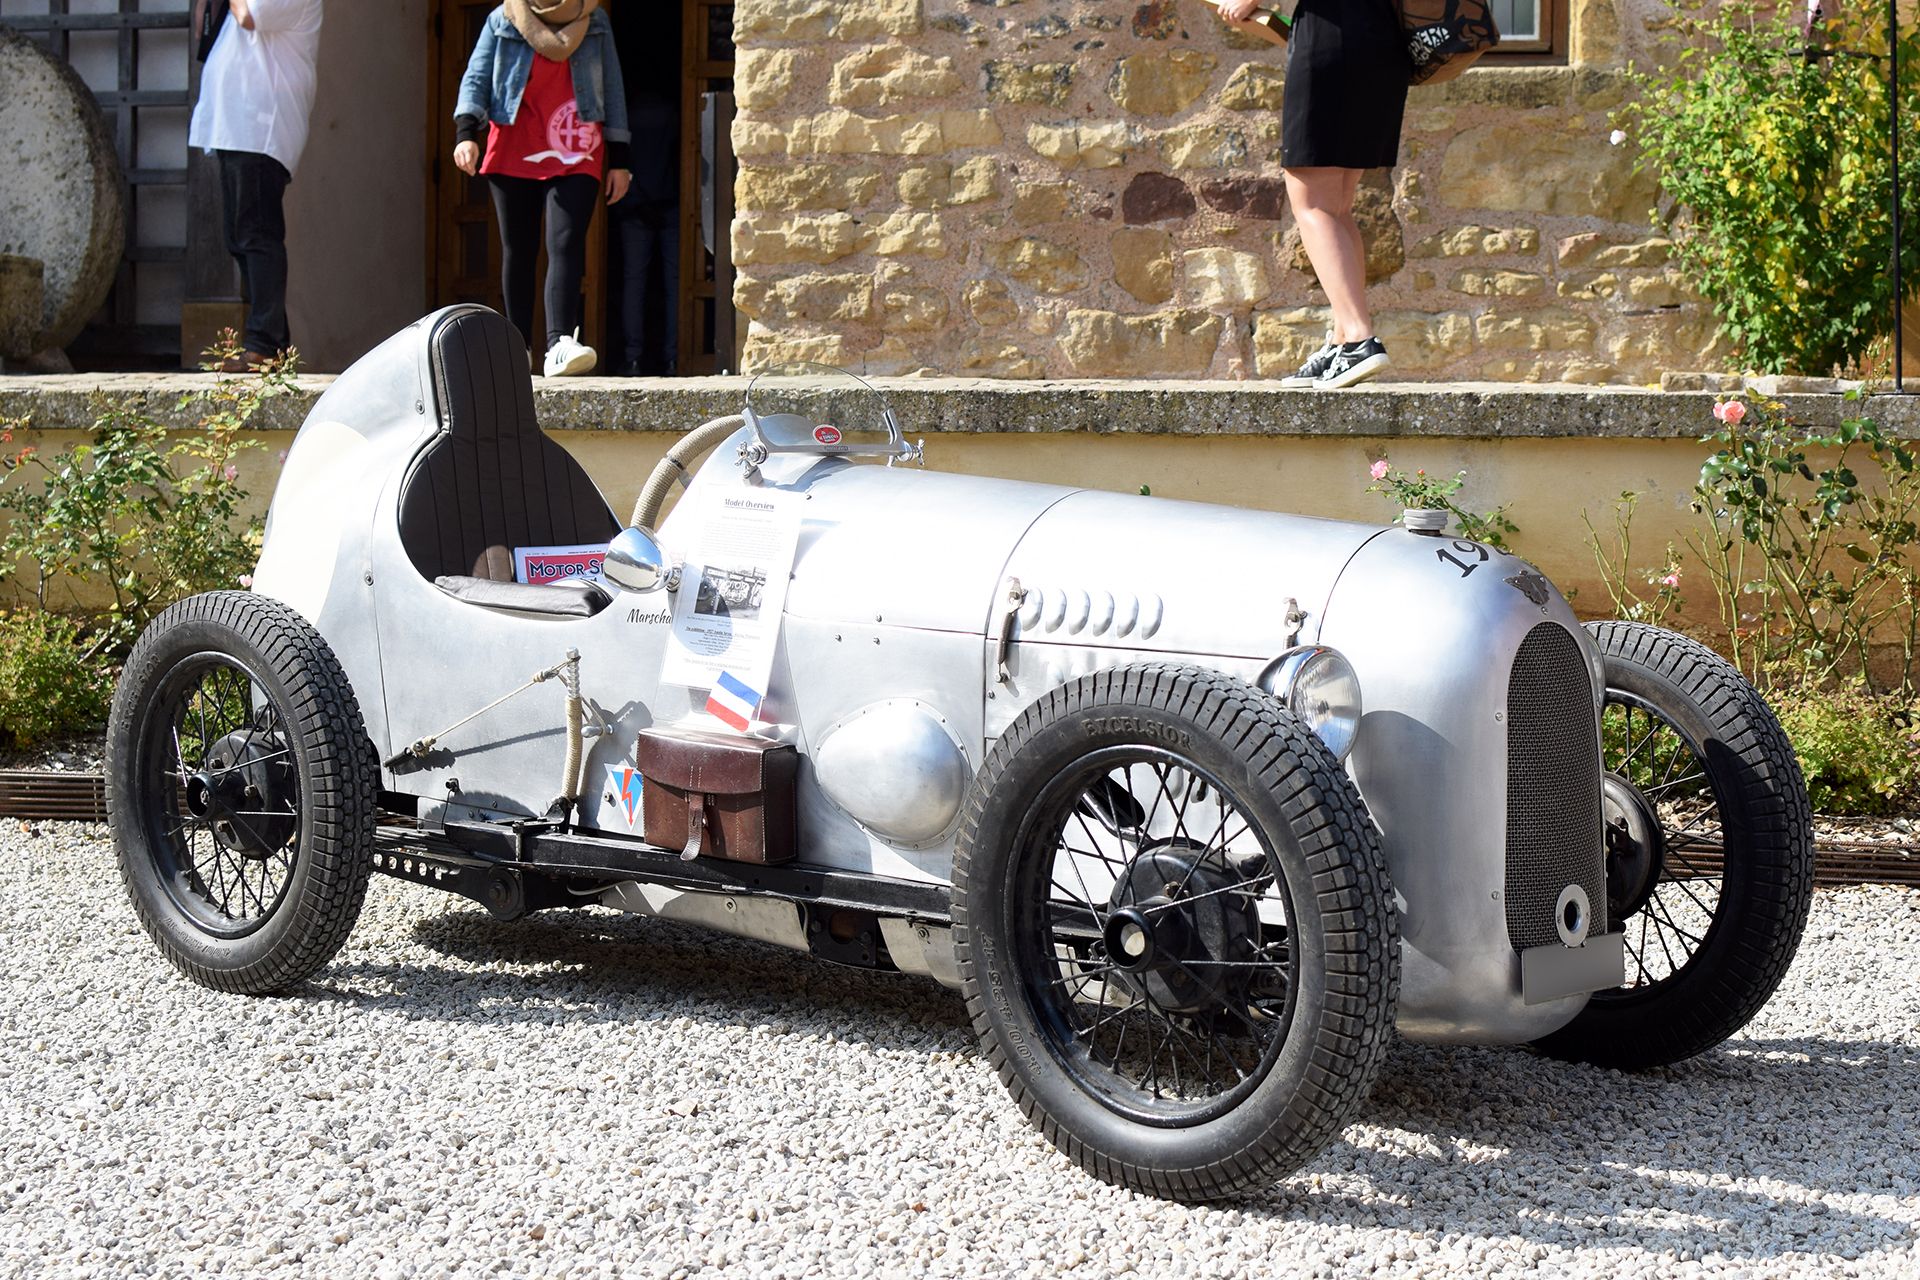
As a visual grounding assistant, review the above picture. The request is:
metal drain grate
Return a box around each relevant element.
[0,771,108,823]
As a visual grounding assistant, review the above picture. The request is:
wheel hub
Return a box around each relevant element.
[1105,844,1257,1014]
[194,730,295,858]
[1602,771,1666,922]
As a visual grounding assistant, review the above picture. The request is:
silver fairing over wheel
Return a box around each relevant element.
[1533,623,1815,1069]
[953,665,1399,1201]
[107,592,377,995]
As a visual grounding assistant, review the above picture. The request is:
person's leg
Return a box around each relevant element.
[218,151,291,355]
[615,203,653,371]
[542,175,601,349]
[488,175,545,354]
[659,214,679,375]
[1283,166,1369,343]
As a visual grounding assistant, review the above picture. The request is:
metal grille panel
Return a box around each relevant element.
[1505,623,1606,951]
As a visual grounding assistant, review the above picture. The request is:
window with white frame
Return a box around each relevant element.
[1487,0,1558,55]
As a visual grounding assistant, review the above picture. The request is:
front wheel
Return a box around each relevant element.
[107,592,378,995]
[953,665,1399,1201]
[1532,623,1815,1069]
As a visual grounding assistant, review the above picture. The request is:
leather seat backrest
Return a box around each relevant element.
[398,308,619,582]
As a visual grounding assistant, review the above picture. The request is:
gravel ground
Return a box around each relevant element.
[3,822,1917,1280]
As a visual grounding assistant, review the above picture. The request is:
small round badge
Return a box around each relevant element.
[813,425,841,444]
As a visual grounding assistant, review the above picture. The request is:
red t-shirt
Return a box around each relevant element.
[479,54,604,181]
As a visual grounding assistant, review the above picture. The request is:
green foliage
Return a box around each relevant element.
[1690,393,1920,690]
[0,609,115,749]
[1768,675,1920,814]
[0,334,295,747]
[1624,4,1920,374]
[1584,491,1687,627]
[1365,460,1521,549]
[0,337,294,649]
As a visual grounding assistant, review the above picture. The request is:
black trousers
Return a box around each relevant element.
[217,150,291,355]
[614,200,678,372]
[488,173,599,354]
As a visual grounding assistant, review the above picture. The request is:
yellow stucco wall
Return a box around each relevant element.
[4,425,1716,623]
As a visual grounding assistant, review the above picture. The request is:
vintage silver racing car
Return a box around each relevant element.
[107,306,1815,1201]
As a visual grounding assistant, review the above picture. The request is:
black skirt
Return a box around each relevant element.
[1279,0,1413,170]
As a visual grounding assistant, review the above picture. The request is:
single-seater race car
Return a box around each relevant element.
[108,306,1815,1200]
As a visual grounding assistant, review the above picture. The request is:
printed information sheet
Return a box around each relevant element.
[658,487,804,710]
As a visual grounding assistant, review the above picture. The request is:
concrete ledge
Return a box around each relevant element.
[7,373,1920,439]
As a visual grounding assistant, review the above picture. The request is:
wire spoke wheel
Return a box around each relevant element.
[1599,691,1725,993]
[141,655,304,938]
[1018,748,1299,1126]
[109,592,377,995]
[955,664,1397,1201]
[1533,623,1814,1070]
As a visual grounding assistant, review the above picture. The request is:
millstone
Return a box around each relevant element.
[0,27,126,359]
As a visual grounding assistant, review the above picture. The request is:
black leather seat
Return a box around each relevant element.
[398,308,619,593]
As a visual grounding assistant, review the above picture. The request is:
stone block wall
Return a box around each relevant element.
[730,0,1716,383]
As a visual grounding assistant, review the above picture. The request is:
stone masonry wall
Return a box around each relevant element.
[730,0,1715,383]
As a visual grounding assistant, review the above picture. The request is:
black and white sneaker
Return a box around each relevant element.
[1279,338,1338,388]
[1312,337,1390,389]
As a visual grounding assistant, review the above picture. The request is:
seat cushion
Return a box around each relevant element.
[433,575,612,618]
[398,308,621,583]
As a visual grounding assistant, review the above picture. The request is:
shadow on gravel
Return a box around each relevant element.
[313,903,1913,1262]
[316,905,974,1043]
[1235,1034,1916,1261]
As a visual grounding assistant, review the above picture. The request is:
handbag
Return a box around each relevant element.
[1393,0,1500,86]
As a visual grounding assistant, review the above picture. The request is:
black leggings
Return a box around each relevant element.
[488,173,599,353]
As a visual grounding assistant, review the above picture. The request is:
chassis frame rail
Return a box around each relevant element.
[370,818,953,928]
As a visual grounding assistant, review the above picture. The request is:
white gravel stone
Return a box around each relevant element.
[2,820,1917,1278]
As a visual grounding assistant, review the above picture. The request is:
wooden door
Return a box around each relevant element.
[679,0,734,374]
[427,0,607,366]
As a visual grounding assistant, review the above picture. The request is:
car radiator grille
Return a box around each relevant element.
[1505,622,1606,952]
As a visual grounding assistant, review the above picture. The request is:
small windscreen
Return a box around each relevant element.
[744,362,897,452]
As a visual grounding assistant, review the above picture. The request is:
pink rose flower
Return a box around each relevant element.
[222,464,239,481]
[1713,400,1748,425]
[238,574,253,588]
[1369,460,1390,480]
[1661,573,1681,587]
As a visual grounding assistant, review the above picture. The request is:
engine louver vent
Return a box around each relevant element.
[1505,622,1606,953]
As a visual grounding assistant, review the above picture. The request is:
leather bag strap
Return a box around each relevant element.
[680,791,706,861]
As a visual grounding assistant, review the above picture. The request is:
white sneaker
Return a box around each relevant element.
[543,329,597,377]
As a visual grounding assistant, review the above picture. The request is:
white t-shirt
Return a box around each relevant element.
[187,0,325,176]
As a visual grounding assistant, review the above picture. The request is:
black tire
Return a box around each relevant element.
[1533,622,1814,1069]
[952,664,1398,1201]
[107,591,377,995]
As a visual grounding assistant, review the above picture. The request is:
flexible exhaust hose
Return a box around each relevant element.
[630,414,745,531]
[563,688,583,801]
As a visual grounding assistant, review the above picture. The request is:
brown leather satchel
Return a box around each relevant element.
[635,726,799,864]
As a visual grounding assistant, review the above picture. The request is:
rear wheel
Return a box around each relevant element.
[1533,623,1814,1069]
[108,592,377,994]
[953,665,1398,1201]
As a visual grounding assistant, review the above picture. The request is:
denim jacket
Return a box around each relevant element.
[455,7,630,144]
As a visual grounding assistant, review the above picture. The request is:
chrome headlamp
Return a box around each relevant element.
[1258,646,1363,761]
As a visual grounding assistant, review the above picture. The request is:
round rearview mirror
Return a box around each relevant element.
[602,526,668,593]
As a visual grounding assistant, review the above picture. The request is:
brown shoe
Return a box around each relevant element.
[215,351,270,374]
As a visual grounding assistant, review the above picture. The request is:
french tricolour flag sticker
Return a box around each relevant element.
[706,670,763,732]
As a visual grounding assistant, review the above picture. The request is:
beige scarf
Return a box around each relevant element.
[504,0,598,62]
